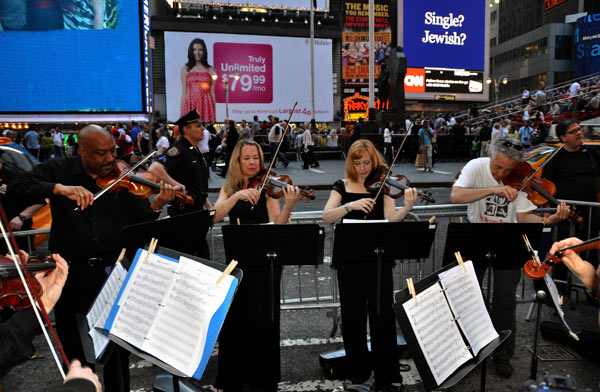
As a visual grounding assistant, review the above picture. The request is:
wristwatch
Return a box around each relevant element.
[343,204,351,214]
[18,214,27,222]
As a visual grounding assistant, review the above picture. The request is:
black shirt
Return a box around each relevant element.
[161,137,208,211]
[9,156,159,262]
[479,126,492,142]
[228,192,269,225]
[0,166,44,228]
[332,179,385,220]
[542,147,600,202]
[225,126,239,154]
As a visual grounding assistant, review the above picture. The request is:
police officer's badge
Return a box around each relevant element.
[167,146,180,157]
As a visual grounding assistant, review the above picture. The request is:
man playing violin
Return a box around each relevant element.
[9,124,178,391]
[542,119,600,283]
[451,136,570,378]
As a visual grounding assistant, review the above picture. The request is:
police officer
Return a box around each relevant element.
[148,109,212,258]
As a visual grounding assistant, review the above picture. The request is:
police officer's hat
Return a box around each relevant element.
[175,109,204,128]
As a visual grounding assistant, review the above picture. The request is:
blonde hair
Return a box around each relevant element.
[345,139,384,182]
[224,140,264,197]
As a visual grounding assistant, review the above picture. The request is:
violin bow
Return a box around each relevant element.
[0,201,69,379]
[74,149,158,211]
[517,144,564,194]
[257,102,298,195]
[371,131,410,202]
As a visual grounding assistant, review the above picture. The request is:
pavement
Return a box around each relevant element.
[207,157,466,192]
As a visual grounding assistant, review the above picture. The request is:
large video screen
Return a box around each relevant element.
[164,32,334,123]
[399,0,489,101]
[574,14,600,78]
[0,1,148,117]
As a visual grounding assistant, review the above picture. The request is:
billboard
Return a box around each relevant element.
[164,32,334,123]
[0,0,150,121]
[342,0,391,87]
[399,0,489,101]
[171,0,329,11]
[574,13,600,78]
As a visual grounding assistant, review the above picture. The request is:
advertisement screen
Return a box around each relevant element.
[0,1,148,116]
[164,32,334,123]
[399,0,488,101]
[574,14,600,78]
[171,0,328,11]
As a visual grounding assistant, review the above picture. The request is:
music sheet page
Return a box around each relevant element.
[403,283,473,385]
[86,262,128,358]
[110,252,177,348]
[438,260,498,355]
[142,256,234,376]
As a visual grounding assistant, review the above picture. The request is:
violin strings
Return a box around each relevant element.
[518,144,564,193]
[372,132,410,202]
[0,203,67,379]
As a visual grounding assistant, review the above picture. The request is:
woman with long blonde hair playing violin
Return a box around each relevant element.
[213,139,300,392]
[323,139,417,391]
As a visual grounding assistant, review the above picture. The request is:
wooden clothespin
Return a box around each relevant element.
[459,217,464,223]
[568,330,580,341]
[406,278,417,303]
[454,251,467,273]
[145,238,158,262]
[217,260,238,284]
[236,218,241,225]
[428,215,436,224]
[115,248,126,265]
[288,218,292,224]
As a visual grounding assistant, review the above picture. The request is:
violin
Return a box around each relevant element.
[365,167,435,204]
[524,236,600,280]
[247,169,315,202]
[503,161,582,222]
[96,160,194,205]
[0,254,55,310]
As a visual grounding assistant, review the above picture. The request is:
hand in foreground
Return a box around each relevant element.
[282,184,300,208]
[64,360,102,392]
[347,198,375,215]
[403,188,418,209]
[153,181,179,208]
[547,201,570,224]
[493,185,518,202]
[36,254,69,312]
[55,184,94,210]
[236,188,261,205]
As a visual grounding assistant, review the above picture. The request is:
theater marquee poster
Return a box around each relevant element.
[342,0,391,87]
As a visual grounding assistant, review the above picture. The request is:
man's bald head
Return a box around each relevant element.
[79,125,112,150]
[78,124,117,178]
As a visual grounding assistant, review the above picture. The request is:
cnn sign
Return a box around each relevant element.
[404,68,425,92]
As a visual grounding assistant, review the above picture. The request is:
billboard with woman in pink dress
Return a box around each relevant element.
[180,38,216,122]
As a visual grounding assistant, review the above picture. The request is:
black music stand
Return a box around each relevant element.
[222,223,324,322]
[441,223,543,389]
[333,221,436,315]
[393,261,511,392]
[121,209,214,260]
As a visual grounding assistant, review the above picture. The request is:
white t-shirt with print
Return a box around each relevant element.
[453,157,536,223]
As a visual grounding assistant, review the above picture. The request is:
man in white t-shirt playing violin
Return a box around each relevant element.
[450,137,570,378]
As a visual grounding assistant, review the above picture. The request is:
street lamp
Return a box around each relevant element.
[221,73,239,119]
[486,74,508,104]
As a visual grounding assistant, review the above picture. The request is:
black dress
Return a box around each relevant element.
[215,193,282,391]
[331,179,401,386]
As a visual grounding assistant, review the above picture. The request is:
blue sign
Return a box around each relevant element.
[402,0,486,71]
[0,1,147,113]
[574,13,600,78]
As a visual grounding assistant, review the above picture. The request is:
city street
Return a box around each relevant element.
[1,159,599,391]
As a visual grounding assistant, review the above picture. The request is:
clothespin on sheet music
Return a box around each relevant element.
[454,251,467,273]
[406,278,417,303]
[115,248,126,265]
[288,218,292,224]
[428,216,436,224]
[568,330,580,341]
[236,218,241,225]
[217,260,238,284]
[459,217,463,223]
[145,238,158,262]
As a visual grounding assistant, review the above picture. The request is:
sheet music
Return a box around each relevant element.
[542,273,577,335]
[403,283,473,385]
[142,256,235,376]
[86,262,127,359]
[110,252,178,348]
[438,260,499,355]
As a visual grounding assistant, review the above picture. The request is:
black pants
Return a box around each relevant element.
[337,262,401,386]
[215,266,282,391]
[302,146,319,169]
[53,263,130,391]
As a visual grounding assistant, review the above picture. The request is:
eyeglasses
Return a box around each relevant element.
[501,140,524,151]
[566,127,582,135]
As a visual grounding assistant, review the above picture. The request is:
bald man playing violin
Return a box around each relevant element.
[10,124,178,391]
[450,136,570,378]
